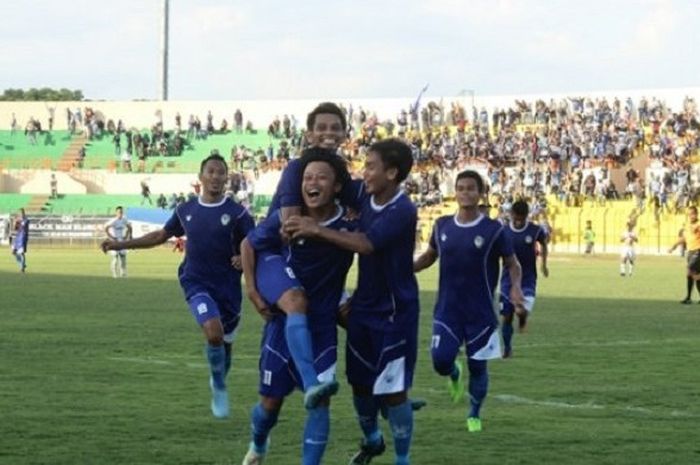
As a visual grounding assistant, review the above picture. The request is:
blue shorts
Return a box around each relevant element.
[432,314,501,361]
[185,288,240,343]
[345,311,418,395]
[258,316,337,398]
[256,252,304,306]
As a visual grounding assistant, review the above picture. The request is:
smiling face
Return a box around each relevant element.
[199,158,228,197]
[362,150,396,196]
[307,113,346,150]
[302,161,340,210]
[455,176,482,210]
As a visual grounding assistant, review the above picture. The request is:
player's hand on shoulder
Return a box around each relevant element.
[230,255,242,270]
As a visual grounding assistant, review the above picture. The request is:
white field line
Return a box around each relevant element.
[518,337,698,349]
[492,393,697,418]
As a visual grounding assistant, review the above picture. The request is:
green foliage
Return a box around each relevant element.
[1,250,699,464]
[0,87,83,101]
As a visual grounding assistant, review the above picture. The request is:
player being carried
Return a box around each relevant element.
[285,139,420,465]
[499,200,549,358]
[101,153,254,419]
[414,170,525,433]
[240,150,355,465]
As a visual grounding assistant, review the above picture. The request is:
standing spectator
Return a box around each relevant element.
[584,220,596,254]
[10,113,18,136]
[140,179,153,205]
[50,173,58,199]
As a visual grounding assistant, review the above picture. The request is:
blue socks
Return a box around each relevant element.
[303,406,329,465]
[205,343,226,390]
[467,359,489,418]
[224,342,232,376]
[387,401,413,465]
[353,395,381,445]
[251,403,278,452]
[285,313,318,390]
[502,321,514,353]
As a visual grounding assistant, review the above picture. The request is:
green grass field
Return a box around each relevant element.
[1,250,699,465]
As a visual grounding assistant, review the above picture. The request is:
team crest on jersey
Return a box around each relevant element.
[525,235,533,244]
[440,233,447,242]
[474,235,484,248]
[220,214,230,226]
[186,215,192,222]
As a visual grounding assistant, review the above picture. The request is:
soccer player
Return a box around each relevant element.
[413,170,525,433]
[620,222,638,277]
[104,206,132,278]
[285,139,419,465]
[669,206,700,303]
[101,154,254,418]
[499,200,549,358]
[240,152,354,465]
[11,208,29,273]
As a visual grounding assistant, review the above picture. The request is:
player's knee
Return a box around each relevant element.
[260,396,284,414]
[202,319,224,345]
[381,391,407,407]
[467,359,487,376]
[431,353,455,376]
[277,288,308,314]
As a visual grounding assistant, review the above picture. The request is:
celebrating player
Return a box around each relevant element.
[414,170,524,433]
[101,153,254,418]
[500,200,549,357]
[240,152,353,465]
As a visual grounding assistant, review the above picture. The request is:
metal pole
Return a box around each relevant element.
[160,0,169,101]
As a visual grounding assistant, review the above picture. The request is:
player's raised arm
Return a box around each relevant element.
[101,228,170,253]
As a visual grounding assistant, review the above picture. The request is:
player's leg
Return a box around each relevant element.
[243,396,283,465]
[118,252,127,278]
[347,319,385,464]
[109,251,119,278]
[256,254,336,407]
[499,298,515,358]
[376,324,417,465]
[186,292,228,418]
[619,253,626,276]
[18,250,26,272]
[627,254,634,277]
[466,358,488,432]
[302,330,337,465]
[431,319,464,403]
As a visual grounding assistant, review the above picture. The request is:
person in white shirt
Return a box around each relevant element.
[105,206,132,278]
[620,222,638,277]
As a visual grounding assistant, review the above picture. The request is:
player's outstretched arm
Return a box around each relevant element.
[504,254,526,314]
[414,246,438,272]
[284,215,374,255]
[100,229,170,253]
[240,238,273,321]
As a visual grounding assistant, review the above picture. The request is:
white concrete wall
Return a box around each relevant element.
[20,171,87,194]
[1,86,697,131]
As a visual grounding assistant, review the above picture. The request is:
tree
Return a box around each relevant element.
[0,88,84,101]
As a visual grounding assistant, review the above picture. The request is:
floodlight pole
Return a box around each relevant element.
[160,0,169,101]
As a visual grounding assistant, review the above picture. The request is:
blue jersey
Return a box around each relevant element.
[164,196,254,309]
[501,222,546,296]
[267,157,362,216]
[248,207,356,329]
[14,218,29,248]
[430,214,513,326]
[352,191,420,328]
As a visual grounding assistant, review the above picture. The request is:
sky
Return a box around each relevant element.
[2,0,699,101]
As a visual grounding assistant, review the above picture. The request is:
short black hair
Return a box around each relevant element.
[368,138,413,183]
[200,153,228,174]
[306,102,347,131]
[511,200,529,217]
[689,206,698,214]
[116,206,123,212]
[455,170,485,194]
[299,147,350,187]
